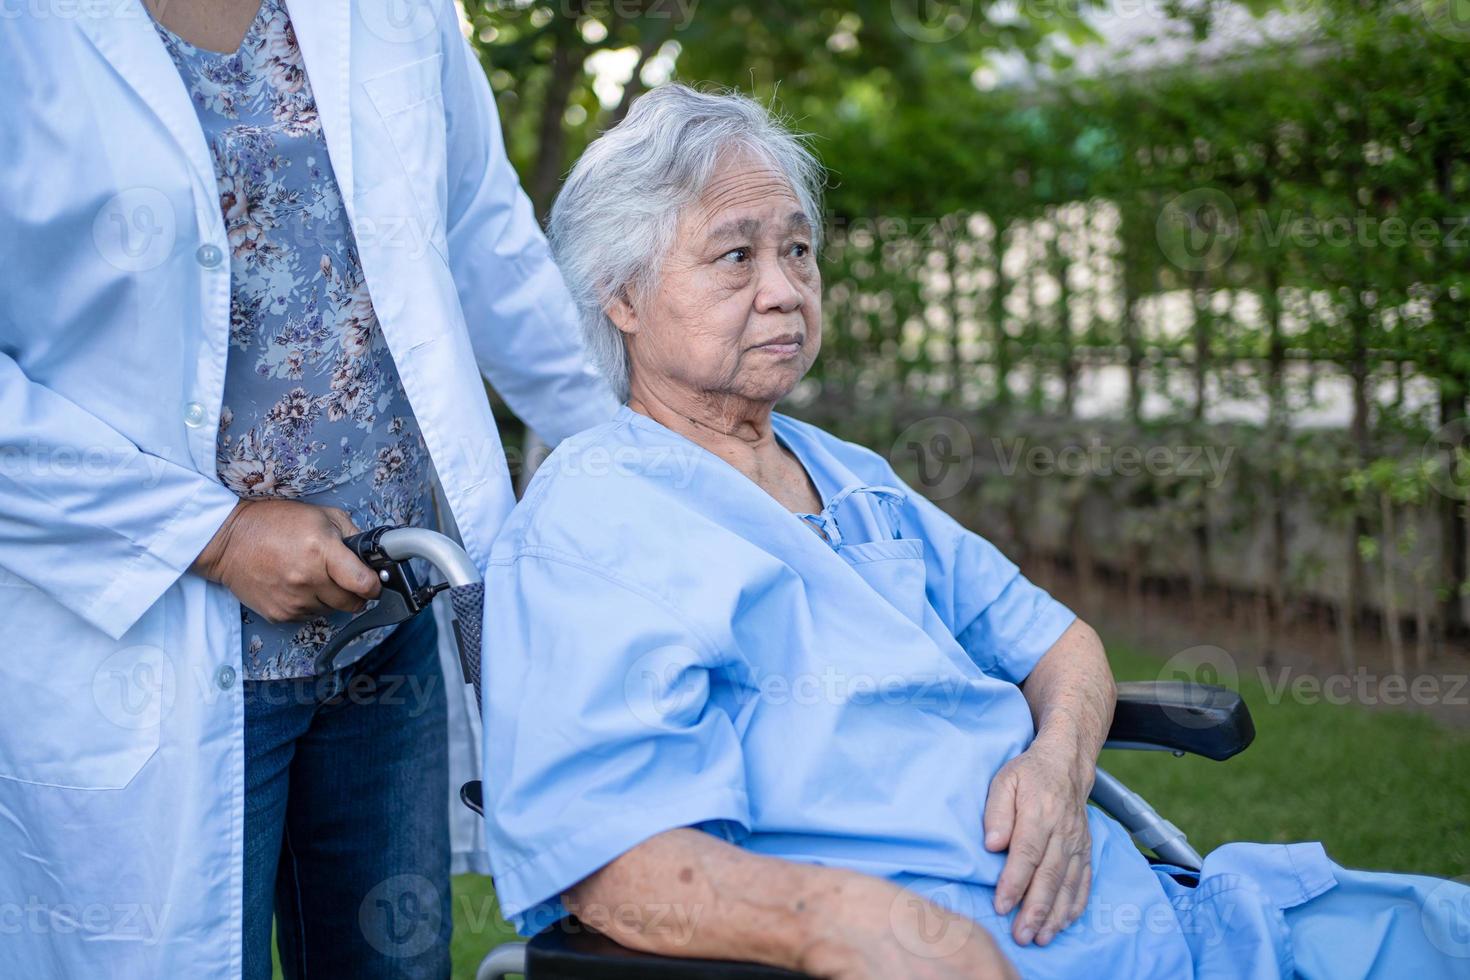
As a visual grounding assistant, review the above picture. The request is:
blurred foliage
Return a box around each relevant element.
[465,0,1470,653]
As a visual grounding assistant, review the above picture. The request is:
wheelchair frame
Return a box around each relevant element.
[346,526,1255,980]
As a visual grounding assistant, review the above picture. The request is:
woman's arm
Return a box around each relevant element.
[567,827,1017,980]
[983,618,1116,947]
[0,352,242,639]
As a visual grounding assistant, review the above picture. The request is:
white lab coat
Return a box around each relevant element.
[0,2,616,976]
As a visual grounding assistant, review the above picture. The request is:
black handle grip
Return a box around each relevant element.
[341,524,402,569]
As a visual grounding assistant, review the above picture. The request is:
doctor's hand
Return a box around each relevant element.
[190,499,381,623]
[982,732,1094,948]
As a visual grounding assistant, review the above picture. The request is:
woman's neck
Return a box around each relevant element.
[627,378,824,516]
[627,382,779,461]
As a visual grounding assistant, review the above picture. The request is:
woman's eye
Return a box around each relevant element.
[790,242,811,258]
[720,247,751,264]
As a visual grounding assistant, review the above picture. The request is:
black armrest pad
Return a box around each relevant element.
[1106,681,1255,760]
[529,919,812,980]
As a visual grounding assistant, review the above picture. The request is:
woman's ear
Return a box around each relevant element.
[605,288,639,336]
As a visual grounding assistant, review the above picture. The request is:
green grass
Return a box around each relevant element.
[449,875,518,977]
[1099,643,1470,880]
[436,642,1470,976]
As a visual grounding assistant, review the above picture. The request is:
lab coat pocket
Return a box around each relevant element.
[0,580,164,790]
[363,53,449,262]
[839,538,930,626]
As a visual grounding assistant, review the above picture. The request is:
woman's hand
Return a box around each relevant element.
[982,732,1094,948]
[190,499,381,622]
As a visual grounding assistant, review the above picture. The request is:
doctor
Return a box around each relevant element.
[0,1,615,978]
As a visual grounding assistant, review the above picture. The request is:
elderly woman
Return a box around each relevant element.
[482,85,1469,979]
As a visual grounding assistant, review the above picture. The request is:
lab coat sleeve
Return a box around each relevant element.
[482,551,750,936]
[901,482,1076,685]
[437,13,619,445]
[0,352,241,640]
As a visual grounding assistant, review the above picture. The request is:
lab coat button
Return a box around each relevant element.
[183,402,206,427]
[215,665,237,690]
[195,244,224,268]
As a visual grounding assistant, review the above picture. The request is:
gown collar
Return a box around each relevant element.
[613,405,907,549]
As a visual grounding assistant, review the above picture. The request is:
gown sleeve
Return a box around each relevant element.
[898,479,1077,685]
[481,551,751,935]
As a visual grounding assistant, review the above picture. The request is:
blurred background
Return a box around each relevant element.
[447,0,1470,971]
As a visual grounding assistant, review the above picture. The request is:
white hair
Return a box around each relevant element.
[548,83,826,402]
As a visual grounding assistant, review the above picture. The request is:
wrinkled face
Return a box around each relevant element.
[610,154,822,411]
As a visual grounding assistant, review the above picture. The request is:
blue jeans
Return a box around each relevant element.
[243,610,451,980]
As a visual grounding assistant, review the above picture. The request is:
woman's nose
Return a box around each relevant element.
[754,259,804,314]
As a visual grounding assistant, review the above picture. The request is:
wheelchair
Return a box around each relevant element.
[343,526,1256,980]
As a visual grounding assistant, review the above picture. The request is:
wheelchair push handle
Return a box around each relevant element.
[341,524,480,587]
[313,525,485,698]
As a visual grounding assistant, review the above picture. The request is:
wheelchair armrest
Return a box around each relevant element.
[459,784,811,979]
[528,918,812,979]
[1104,681,1255,761]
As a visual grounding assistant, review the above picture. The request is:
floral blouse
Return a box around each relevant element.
[154,0,435,680]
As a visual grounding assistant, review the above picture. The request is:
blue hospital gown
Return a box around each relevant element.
[483,406,1470,979]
